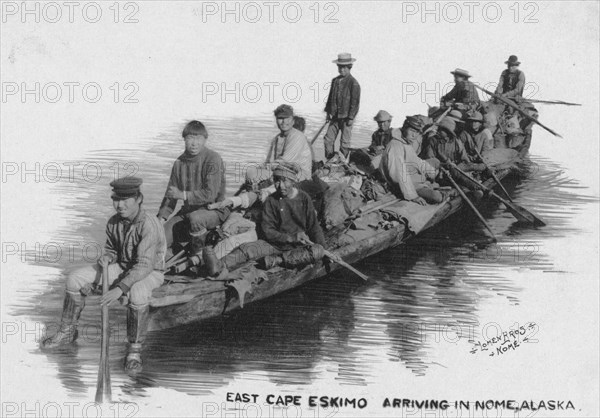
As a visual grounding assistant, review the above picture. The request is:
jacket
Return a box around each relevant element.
[325,74,361,120]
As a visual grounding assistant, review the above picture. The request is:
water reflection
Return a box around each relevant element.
[13,116,597,398]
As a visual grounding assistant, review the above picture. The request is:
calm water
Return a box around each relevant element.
[13,116,597,399]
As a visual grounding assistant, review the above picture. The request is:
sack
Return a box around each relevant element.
[322,182,366,230]
[360,178,389,201]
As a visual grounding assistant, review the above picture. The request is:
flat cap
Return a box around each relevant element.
[273,161,299,181]
[373,110,393,122]
[274,104,294,118]
[110,176,143,200]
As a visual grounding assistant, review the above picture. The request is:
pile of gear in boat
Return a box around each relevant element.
[41,53,536,372]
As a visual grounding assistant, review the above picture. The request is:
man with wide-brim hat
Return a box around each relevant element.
[324,52,361,160]
[494,55,526,99]
[440,68,480,108]
[42,177,167,373]
[459,111,493,161]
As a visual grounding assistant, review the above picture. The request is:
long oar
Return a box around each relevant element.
[473,148,513,202]
[440,167,497,242]
[448,162,546,227]
[310,120,329,145]
[95,261,112,403]
[472,84,562,138]
[517,98,581,106]
[306,239,368,281]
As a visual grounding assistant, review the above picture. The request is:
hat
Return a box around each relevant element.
[467,111,484,122]
[110,177,143,200]
[437,119,457,137]
[332,52,356,65]
[273,162,299,181]
[373,110,393,122]
[402,115,424,132]
[274,104,294,118]
[447,109,465,124]
[505,55,520,66]
[450,68,471,78]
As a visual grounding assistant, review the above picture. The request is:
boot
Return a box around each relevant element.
[41,292,85,348]
[189,229,208,255]
[124,304,150,372]
[203,246,224,276]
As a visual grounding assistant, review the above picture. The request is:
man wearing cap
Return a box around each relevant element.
[42,177,166,372]
[440,68,480,108]
[369,110,394,154]
[422,118,485,173]
[323,52,361,160]
[245,104,313,194]
[158,120,228,252]
[381,116,444,205]
[459,112,493,161]
[495,55,525,99]
[203,162,326,275]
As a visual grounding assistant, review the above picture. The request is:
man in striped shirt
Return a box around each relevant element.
[42,177,166,373]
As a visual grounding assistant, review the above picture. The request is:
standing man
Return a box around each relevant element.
[158,120,229,252]
[324,52,361,160]
[495,55,525,99]
[440,68,479,109]
[42,177,166,372]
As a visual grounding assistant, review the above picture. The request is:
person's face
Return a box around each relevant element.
[276,115,294,133]
[377,120,391,131]
[274,175,294,196]
[453,74,461,83]
[508,64,518,73]
[471,121,482,131]
[439,129,450,140]
[112,196,141,220]
[338,65,351,77]
[405,127,421,143]
[184,134,207,156]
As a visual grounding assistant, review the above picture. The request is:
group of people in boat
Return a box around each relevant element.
[42,53,537,372]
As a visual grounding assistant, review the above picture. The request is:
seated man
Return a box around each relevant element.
[422,119,486,173]
[459,112,493,161]
[42,177,166,372]
[380,116,444,205]
[440,68,480,110]
[246,104,313,191]
[369,110,394,155]
[204,163,326,275]
[158,120,229,252]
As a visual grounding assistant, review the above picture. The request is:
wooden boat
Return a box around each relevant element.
[147,149,527,332]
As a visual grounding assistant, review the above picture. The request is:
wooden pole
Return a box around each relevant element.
[95,261,112,404]
[310,121,329,145]
[473,148,513,202]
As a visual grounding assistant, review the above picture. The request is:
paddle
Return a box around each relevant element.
[473,147,513,202]
[310,120,329,146]
[472,84,563,138]
[448,162,546,227]
[440,167,497,242]
[95,261,112,404]
[517,98,581,106]
[305,239,368,281]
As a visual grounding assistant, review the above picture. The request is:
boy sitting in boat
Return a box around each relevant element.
[380,116,445,205]
[458,111,493,161]
[203,162,326,276]
[157,120,229,254]
[42,177,166,372]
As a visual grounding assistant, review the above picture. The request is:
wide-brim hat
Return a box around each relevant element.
[447,109,465,124]
[333,52,356,65]
[467,111,484,122]
[437,118,457,137]
[373,110,392,122]
[505,55,521,65]
[110,177,143,200]
[450,68,471,78]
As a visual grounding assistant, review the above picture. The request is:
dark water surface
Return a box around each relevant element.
[15,116,597,399]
